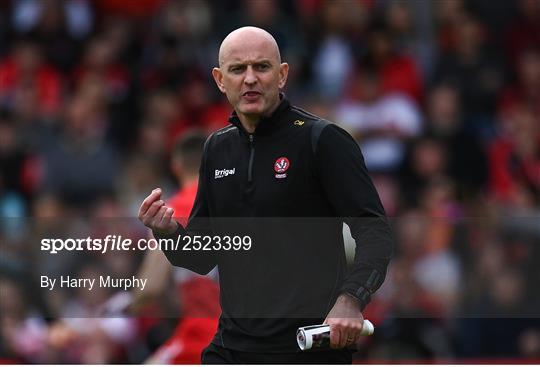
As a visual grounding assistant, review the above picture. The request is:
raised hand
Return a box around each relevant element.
[138,188,178,235]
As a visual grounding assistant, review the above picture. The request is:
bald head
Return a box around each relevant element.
[212,26,289,132]
[218,26,281,66]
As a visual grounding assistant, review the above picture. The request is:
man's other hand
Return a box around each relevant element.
[323,293,364,349]
[138,188,178,235]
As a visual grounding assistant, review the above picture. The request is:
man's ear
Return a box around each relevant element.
[212,67,226,93]
[278,63,289,89]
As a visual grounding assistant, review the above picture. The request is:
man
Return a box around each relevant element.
[139,26,393,364]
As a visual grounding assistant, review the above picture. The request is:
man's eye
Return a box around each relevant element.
[230,66,244,73]
[256,64,270,71]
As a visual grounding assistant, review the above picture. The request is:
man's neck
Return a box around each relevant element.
[239,114,260,134]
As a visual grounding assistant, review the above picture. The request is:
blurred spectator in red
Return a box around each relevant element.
[49,262,137,363]
[359,20,423,102]
[335,71,422,172]
[172,75,229,136]
[0,38,63,118]
[136,79,227,151]
[0,277,48,363]
[143,89,190,152]
[499,47,540,116]
[180,77,220,130]
[141,34,193,91]
[488,104,540,207]
[435,0,467,53]
[504,0,540,69]
[424,84,488,198]
[398,134,464,290]
[95,0,164,19]
[383,0,435,83]
[399,134,457,212]
[141,0,213,91]
[72,35,129,104]
[433,11,504,133]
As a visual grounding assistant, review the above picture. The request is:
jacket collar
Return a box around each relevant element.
[228,93,291,137]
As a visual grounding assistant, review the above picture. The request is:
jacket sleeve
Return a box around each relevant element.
[154,136,216,275]
[315,123,394,310]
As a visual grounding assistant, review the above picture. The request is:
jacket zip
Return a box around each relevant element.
[248,134,255,182]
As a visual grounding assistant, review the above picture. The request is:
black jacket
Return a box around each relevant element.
[160,97,393,352]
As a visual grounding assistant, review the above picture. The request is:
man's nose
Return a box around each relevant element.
[244,66,257,85]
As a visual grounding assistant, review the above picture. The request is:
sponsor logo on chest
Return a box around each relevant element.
[215,168,236,179]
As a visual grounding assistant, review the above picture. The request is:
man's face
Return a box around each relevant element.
[212,34,288,120]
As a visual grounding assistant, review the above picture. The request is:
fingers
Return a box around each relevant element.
[138,189,177,234]
[352,329,362,344]
[327,319,364,349]
[148,200,165,219]
[347,330,360,347]
[355,321,364,340]
[160,207,174,228]
[156,206,172,229]
[140,199,164,227]
[339,328,349,349]
[138,188,162,219]
[139,188,161,217]
[153,205,168,228]
[329,325,341,349]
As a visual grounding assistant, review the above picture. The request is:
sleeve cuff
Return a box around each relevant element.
[341,286,372,311]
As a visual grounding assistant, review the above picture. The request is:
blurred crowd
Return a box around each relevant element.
[0,0,539,363]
